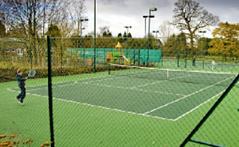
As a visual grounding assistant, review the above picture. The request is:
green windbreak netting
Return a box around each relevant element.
[67,48,162,65]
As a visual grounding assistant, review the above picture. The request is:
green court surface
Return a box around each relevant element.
[1,69,238,146]
[11,69,235,120]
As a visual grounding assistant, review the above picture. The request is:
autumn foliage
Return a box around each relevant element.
[209,22,239,59]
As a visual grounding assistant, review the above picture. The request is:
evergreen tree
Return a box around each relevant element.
[128,32,132,38]
[117,33,122,38]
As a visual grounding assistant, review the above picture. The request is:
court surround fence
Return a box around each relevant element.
[0,36,238,146]
[47,36,238,146]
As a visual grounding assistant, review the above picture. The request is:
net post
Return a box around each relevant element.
[177,56,180,67]
[166,69,169,79]
[108,63,111,75]
[47,36,55,147]
[184,58,187,68]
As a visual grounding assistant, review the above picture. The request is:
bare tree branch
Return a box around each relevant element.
[173,0,219,50]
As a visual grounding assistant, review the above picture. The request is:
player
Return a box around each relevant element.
[16,69,28,104]
[211,60,216,70]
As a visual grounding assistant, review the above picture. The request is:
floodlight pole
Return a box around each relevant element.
[148,8,157,38]
[199,30,206,38]
[93,0,96,72]
[124,26,132,34]
[198,30,206,69]
[79,18,89,36]
[42,0,46,60]
[147,8,157,66]
[152,30,159,38]
[143,16,148,37]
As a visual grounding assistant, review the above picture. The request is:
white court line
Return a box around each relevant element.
[7,88,48,98]
[27,86,48,91]
[172,91,224,121]
[7,88,175,121]
[7,75,235,121]
[134,74,191,88]
[26,75,112,90]
[143,76,234,115]
[85,75,123,83]
[53,76,120,87]
[55,98,175,121]
[82,82,185,96]
[7,88,17,93]
[27,74,187,96]
[82,74,192,97]
[96,71,192,89]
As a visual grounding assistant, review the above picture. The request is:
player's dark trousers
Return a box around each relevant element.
[17,87,26,102]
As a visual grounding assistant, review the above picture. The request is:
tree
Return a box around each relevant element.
[163,34,177,55]
[6,27,25,37]
[46,24,63,67]
[0,0,67,37]
[163,33,187,56]
[0,0,71,66]
[173,0,219,52]
[208,38,224,56]
[123,32,127,38]
[117,33,123,43]
[102,30,112,37]
[108,32,112,37]
[128,32,132,38]
[98,26,112,37]
[46,24,61,37]
[177,32,187,52]
[0,21,6,37]
[117,33,122,38]
[209,22,239,59]
[158,21,175,44]
[68,0,87,36]
[197,37,211,55]
[212,22,239,39]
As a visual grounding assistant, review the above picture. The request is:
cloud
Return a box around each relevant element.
[84,0,239,37]
[200,0,239,8]
[200,0,239,23]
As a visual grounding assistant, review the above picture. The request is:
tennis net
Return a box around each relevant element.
[108,64,237,87]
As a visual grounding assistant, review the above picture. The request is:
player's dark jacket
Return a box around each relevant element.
[16,74,26,88]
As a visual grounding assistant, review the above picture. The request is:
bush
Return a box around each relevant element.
[0,62,109,82]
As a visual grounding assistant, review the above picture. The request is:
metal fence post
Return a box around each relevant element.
[47,36,55,147]
[180,74,239,147]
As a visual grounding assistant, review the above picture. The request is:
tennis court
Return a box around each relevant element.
[11,65,236,121]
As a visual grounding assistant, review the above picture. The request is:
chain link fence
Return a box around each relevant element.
[1,36,238,146]
[0,37,50,146]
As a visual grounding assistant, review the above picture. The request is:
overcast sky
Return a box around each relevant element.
[83,0,239,38]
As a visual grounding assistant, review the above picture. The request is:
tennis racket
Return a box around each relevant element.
[27,69,36,78]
